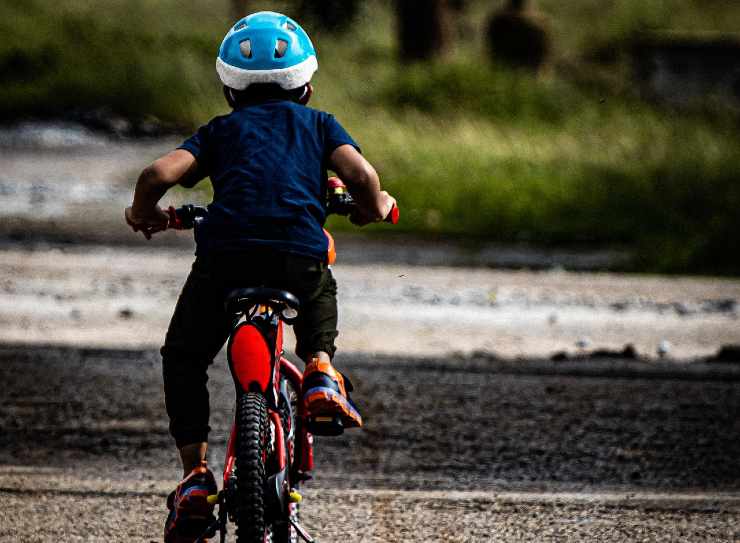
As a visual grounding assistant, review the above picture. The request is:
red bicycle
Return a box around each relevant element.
[167,179,398,543]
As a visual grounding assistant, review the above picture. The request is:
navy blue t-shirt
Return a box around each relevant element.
[178,100,359,261]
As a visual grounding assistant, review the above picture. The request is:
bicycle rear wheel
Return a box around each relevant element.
[234,392,270,543]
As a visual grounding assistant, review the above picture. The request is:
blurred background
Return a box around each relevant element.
[2,0,739,273]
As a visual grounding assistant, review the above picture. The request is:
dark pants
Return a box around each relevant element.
[161,249,338,448]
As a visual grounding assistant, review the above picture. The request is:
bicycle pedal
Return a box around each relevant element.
[288,489,303,503]
[191,517,219,543]
[306,415,344,436]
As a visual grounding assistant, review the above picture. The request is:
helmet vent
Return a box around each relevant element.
[285,22,297,31]
[234,22,246,31]
[274,39,288,58]
[239,39,252,59]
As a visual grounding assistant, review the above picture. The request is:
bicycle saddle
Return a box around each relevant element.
[225,287,301,321]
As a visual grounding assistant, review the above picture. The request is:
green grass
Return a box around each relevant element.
[2,0,740,273]
[0,0,225,126]
[334,103,740,274]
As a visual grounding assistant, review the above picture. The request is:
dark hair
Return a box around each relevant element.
[223,83,309,108]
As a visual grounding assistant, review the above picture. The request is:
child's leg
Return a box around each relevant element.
[289,266,362,429]
[161,257,232,477]
[309,351,331,363]
[178,443,209,477]
[292,266,338,364]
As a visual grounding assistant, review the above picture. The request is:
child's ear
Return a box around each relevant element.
[298,83,313,105]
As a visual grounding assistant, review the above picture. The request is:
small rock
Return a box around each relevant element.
[591,345,638,359]
[657,340,671,358]
[575,337,591,350]
[118,308,134,320]
[107,116,132,136]
[702,298,737,313]
[709,344,740,363]
[622,344,638,359]
[470,350,499,361]
[673,302,691,316]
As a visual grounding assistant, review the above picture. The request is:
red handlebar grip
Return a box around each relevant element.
[385,205,399,225]
[167,206,182,230]
[327,176,346,189]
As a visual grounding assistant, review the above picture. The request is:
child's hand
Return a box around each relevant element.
[350,191,396,226]
[125,206,170,240]
[378,191,397,221]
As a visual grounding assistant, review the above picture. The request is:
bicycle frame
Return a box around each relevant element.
[221,304,314,531]
[168,188,397,541]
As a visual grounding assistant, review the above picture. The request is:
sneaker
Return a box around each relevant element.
[164,461,218,543]
[302,358,362,434]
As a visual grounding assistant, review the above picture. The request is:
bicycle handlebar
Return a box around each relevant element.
[326,177,399,225]
[167,204,207,230]
[168,177,398,230]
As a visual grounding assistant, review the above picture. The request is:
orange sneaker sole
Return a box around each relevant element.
[304,387,362,428]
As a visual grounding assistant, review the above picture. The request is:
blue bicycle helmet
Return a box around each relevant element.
[216,11,318,91]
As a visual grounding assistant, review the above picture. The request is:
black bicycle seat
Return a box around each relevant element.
[225,287,300,319]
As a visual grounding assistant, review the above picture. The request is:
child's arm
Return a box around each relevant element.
[329,145,396,226]
[125,150,200,239]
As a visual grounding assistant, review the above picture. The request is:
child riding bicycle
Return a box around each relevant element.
[124,11,396,542]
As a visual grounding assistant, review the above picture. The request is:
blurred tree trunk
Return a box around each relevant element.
[231,0,248,20]
[295,0,361,33]
[485,0,550,72]
[395,0,453,62]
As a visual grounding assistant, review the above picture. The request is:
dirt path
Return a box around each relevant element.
[1,345,738,542]
[2,245,739,359]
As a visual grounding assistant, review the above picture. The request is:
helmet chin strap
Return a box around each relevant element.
[298,83,313,105]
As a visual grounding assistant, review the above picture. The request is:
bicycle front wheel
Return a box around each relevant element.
[234,391,270,543]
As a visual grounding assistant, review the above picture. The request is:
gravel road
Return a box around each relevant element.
[2,245,739,359]
[1,345,738,542]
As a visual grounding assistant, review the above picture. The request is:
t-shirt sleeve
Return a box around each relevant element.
[323,114,361,157]
[177,123,212,187]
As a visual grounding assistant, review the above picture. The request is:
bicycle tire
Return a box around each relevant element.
[235,391,270,543]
